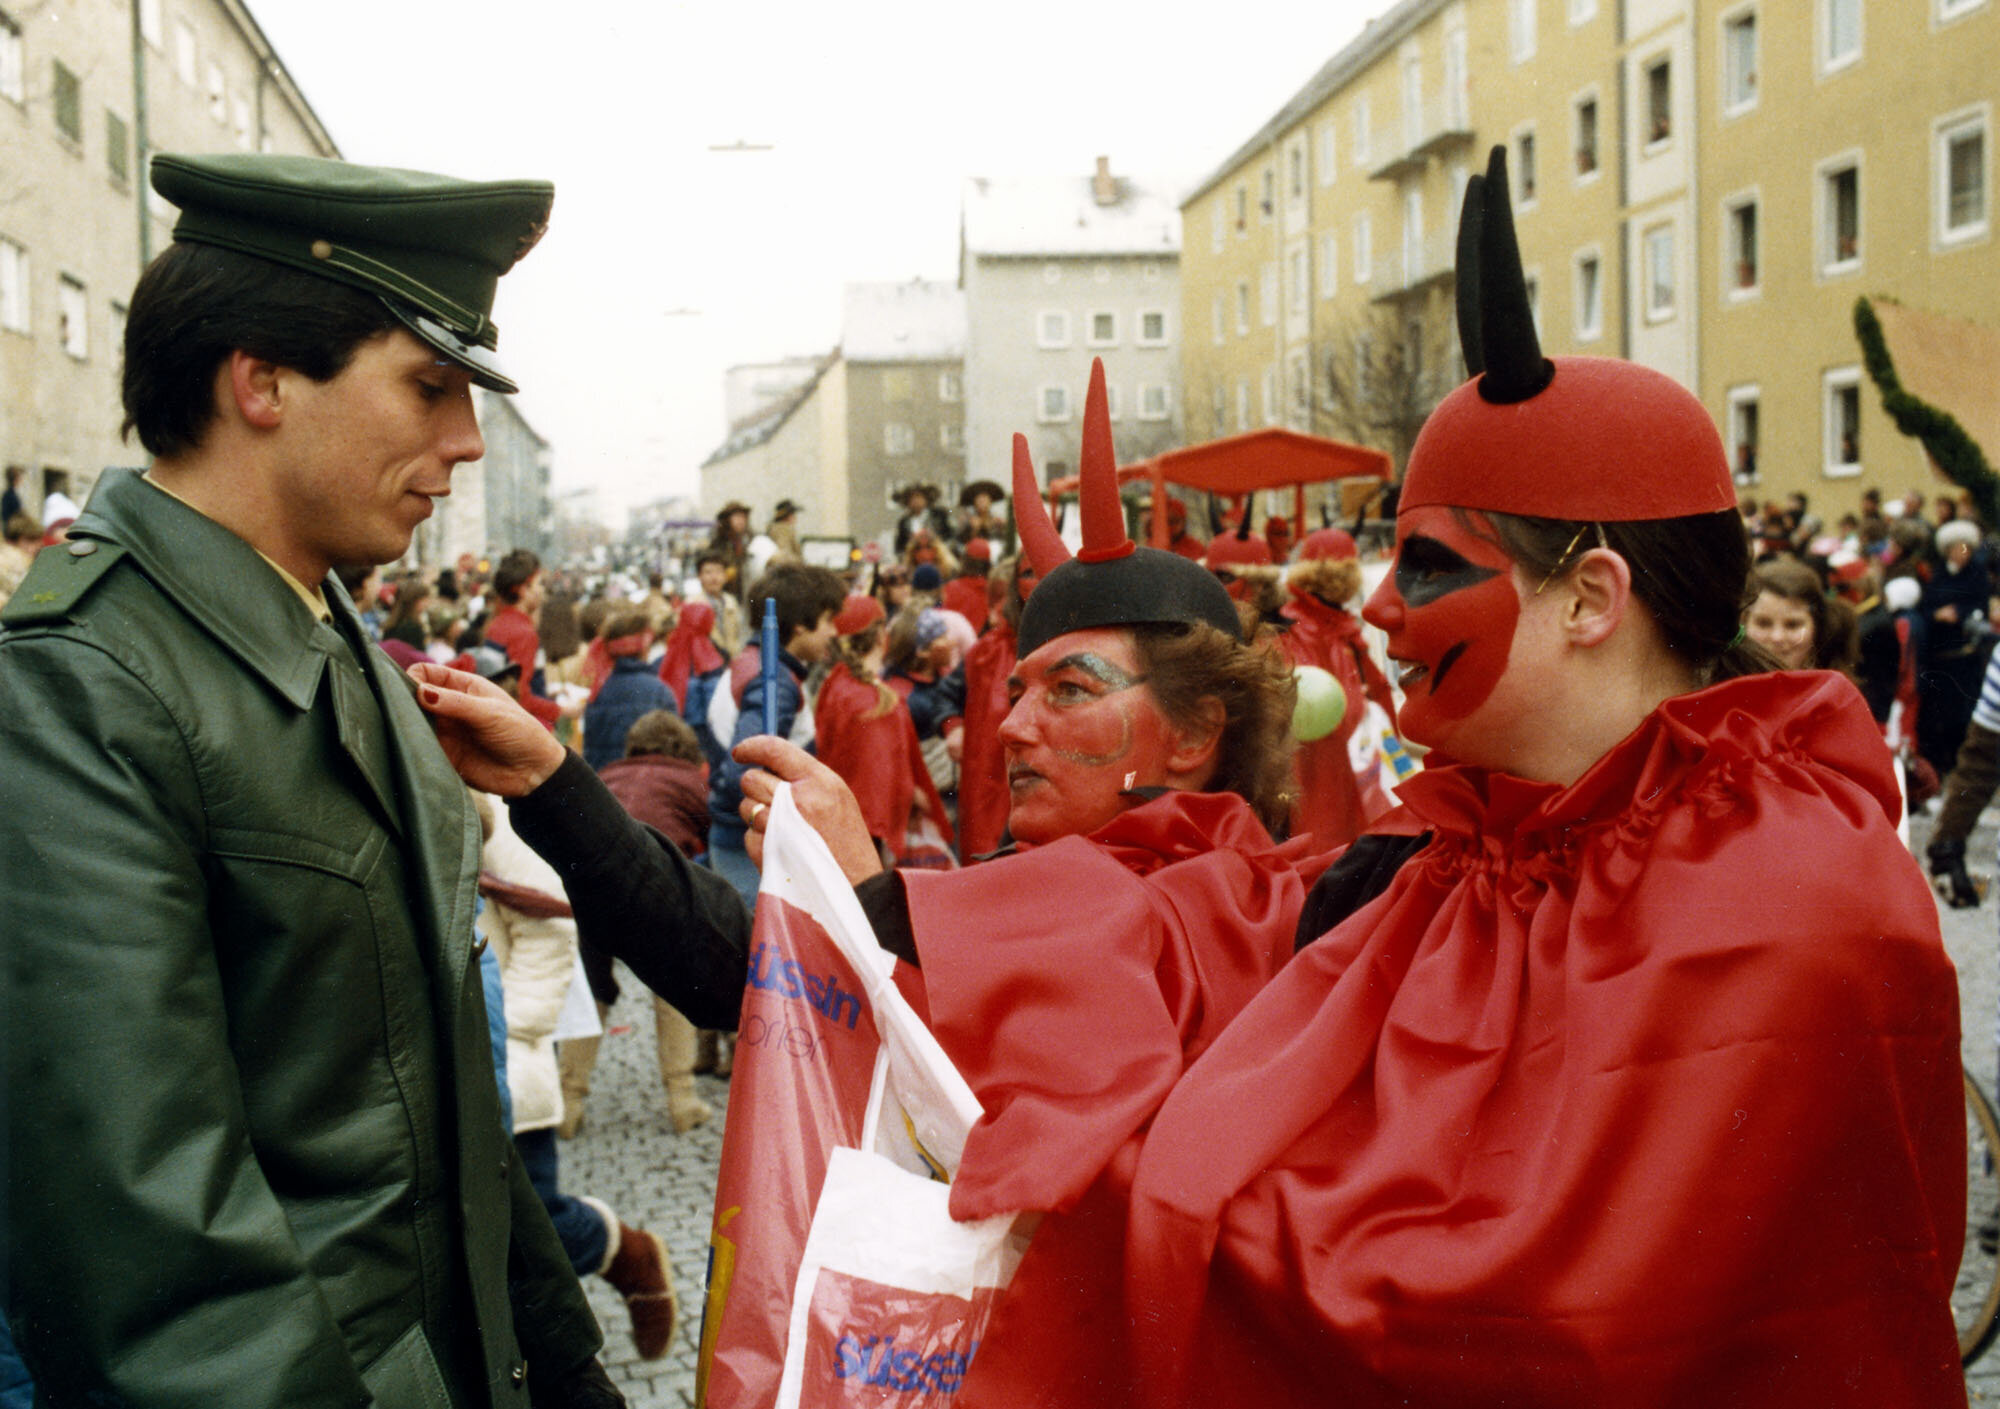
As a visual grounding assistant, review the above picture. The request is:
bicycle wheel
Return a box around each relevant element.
[1956,1066,2000,1365]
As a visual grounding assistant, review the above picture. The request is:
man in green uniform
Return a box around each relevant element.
[0,155,620,1406]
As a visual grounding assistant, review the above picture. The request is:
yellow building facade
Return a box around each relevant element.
[1182,0,2000,517]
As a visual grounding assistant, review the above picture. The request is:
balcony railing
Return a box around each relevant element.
[1367,94,1475,180]
[1369,229,1458,301]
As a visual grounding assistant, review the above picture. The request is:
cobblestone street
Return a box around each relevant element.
[561,797,2000,1407]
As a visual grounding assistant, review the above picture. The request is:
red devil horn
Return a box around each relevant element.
[1076,359,1134,564]
[1012,432,1071,576]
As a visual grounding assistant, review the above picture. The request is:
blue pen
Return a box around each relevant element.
[760,596,779,738]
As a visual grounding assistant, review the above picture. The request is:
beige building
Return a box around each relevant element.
[1181,0,2000,515]
[0,0,336,518]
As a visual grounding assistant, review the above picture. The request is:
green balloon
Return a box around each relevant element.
[1292,664,1348,741]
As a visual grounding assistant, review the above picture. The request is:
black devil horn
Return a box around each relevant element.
[1455,170,1486,378]
[1466,145,1553,404]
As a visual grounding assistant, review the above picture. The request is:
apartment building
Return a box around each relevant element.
[960,158,1181,490]
[1181,0,1999,511]
[0,0,336,517]
[840,279,967,544]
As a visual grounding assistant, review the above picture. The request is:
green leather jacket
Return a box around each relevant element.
[0,470,600,1406]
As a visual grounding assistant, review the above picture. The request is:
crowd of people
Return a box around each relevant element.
[0,146,1979,1408]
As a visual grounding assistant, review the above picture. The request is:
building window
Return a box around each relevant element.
[232,94,252,150]
[1039,385,1071,423]
[1940,0,1986,18]
[1644,57,1672,147]
[1823,367,1862,474]
[1212,384,1227,433]
[1103,384,1123,421]
[1288,144,1307,200]
[1574,94,1599,178]
[1319,122,1337,184]
[940,423,965,453]
[1821,0,1861,72]
[884,422,914,455]
[937,371,962,402]
[1354,212,1373,283]
[1643,223,1675,321]
[105,109,129,185]
[1036,310,1071,348]
[138,0,162,47]
[1289,353,1310,420]
[58,274,86,359]
[1510,0,1537,62]
[1234,185,1248,231]
[1211,203,1226,252]
[172,20,196,86]
[1259,168,1275,220]
[1261,367,1278,426]
[1515,128,1538,205]
[1524,271,1543,338]
[1570,0,1597,20]
[52,59,81,144]
[1727,194,1760,293]
[1138,309,1167,345]
[1260,262,1278,327]
[1574,249,1603,340]
[1320,233,1339,297]
[0,11,22,106]
[1819,157,1861,270]
[1236,380,1251,432]
[205,60,226,124]
[882,369,913,401]
[1938,109,1989,244]
[1087,310,1118,347]
[1723,8,1758,114]
[1212,292,1226,345]
[1288,246,1309,313]
[1728,386,1761,483]
[1139,384,1172,421]
[1353,95,1371,166]
[1235,280,1250,335]
[1352,336,1373,403]
[0,238,27,334]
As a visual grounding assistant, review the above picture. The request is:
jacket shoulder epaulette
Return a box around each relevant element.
[1,540,129,629]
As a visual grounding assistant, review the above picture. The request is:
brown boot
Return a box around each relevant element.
[601,1221,677,1360]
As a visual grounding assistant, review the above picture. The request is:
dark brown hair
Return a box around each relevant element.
[1752,556,1859,674]
[623,709,703,763]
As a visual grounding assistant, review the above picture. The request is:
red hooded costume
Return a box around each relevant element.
[813,658,951,863]
[953,615,1017,860]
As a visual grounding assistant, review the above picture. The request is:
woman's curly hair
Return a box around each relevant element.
[1130,621,1298,836]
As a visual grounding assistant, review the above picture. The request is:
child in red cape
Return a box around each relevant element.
[1114,148,1966,1409]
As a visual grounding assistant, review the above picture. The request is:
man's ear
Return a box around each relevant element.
[226,350,286,430]
[1166,695,1227,783]
[1564,547,1631,648]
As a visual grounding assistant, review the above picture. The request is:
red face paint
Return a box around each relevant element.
[1362,505,1522,747]
[997,627,1178,845]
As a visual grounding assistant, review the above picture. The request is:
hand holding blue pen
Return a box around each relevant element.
[760,596,779,738]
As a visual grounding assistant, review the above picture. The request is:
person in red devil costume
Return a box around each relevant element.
[810,591,953,867]
[952,552,1035,860]
[1109,148,1966,1408]
[1277,527,1398,849]
[397,358,1332,1404]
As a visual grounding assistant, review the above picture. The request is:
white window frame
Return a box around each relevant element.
[1816,150,1863,275]
[1288,351,1310,422]
[1524,267,1543,340]
[58,273,87,359]
[1211,203,1226,253]
[1261,367,1278,426]
[1721,5,1759,117]
[1569,0,1597,22]
[1212,292,1226,345]
[1036,309,1071,349]
[1510,0,1538,63]
[1236,380,1251,432]
[1235,281,1250,336]
[1354,211,1373,284]
[1820,0,1862,75]
[1352,95,1371,168]
[1038,385,1071,424]
[1104,383,1123,421]
[1642,222,1676,323]
[1319,233,1339,297]
[1939,0,1987,21]
[1727,385,1762,483]
[1137,308,1167,346]
[172,20,196,86]
[937,370,962,402]
[940,423,965,453]
[1573,246,1603,341]
[1087,309,1118,348]
[0,237,28,334]
[1259,262,1278,327]
[1259,168,1275,223]
[138,0,162,47]
[0,10,22,106]
[1642,53,1674,153]
[1936,106,1991,247]
[1822,366,1863,477]
[1318,122,1337,185]
[1287,245,1310,314]
[883,422,914,456]
[1513,123,1539,210]
[1139,384,1172,422]
[1724,189,1761,299]
[232,94,252,150]
[1234,185,1248,233]
[205,60,226,124]
[1572,89,1601,184]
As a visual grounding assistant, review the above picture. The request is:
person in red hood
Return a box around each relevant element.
[1262,514,1294,564]
[1152,495,1207,561]
[952,553,1035,860]
[1275,527,1398,849]
[1116,147,1965,1409]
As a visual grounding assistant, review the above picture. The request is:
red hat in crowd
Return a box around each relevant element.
[1401,146,1734,524]
[1298,528,1358,561]
[1012,360,1242,657]
[833,592,885,637]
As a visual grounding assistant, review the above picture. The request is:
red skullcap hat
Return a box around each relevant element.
[1299,528,1358,561]
[1403,146,1734,523]
[833,592,884,637]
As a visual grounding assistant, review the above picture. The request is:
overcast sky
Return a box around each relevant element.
[250,0,1382,520]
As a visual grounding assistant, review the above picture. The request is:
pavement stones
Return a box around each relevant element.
[558,798,2000,1407]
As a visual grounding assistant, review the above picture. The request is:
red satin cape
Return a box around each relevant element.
[954,622,1017,860]
[813,662,950,861]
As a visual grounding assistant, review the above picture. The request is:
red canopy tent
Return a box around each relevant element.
[1043,427,1394,548]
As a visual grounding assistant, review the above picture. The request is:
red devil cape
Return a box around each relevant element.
[1119,670,1964,1408]
[953,620,1018,860]
[813,661,951,862]
[1277,588,1397,849]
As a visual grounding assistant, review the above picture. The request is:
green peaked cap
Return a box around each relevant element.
[150,153,554,393]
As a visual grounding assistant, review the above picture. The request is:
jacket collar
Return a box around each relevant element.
[74,468,333,710]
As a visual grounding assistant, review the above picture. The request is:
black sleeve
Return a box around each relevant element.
[854,870,919,968]
[1295,831,1432,952]
[936,662,967,721]
[509,750,753,1031]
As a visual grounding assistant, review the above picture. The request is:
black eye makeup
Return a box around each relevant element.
[1394,534,1503,607]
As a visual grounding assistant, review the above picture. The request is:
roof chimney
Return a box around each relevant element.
[1092,155,1117,207]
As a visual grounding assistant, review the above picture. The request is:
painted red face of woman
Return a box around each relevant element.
[998,627,1180,846]
[1363,504,1523,749]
